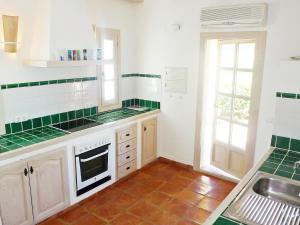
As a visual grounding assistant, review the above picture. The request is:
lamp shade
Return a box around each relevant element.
[2,15,18,53]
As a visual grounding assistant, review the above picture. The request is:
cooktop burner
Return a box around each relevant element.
[52,118,100,133]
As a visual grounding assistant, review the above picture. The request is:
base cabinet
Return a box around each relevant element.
[0,148,69,225]
[29,150,69,223]
[0,162,33,225]
[142,118,157,166]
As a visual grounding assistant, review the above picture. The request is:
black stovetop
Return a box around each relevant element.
[52,118,101,133]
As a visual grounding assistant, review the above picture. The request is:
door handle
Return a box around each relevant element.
[30,166,34,174]
[24,168,28,176]
[144,127,147,131]
[79,150,109,162]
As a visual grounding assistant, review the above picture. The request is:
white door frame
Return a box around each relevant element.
[194,31,267,177]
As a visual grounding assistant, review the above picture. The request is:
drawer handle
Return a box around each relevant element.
[126,156,130,159]
[126,133,130,137]
[126,166,131,170]
[126,145,130,148]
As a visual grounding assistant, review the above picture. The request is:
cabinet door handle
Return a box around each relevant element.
[30,166,34,174]
[126,166,131,170]
[144,127,147,131]
[24,168,28,176]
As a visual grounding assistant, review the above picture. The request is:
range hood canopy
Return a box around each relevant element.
[28,0,96,61]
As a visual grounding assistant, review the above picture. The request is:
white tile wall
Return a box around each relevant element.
[273,98,300,140]
[2,81,98,123]
[134,77,162,102]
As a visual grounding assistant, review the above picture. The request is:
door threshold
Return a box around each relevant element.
[199,165,240,183]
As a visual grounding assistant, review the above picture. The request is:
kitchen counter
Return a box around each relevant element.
[205,146,300,225]
[0,107,160,161]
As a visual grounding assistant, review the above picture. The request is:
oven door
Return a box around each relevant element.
[75,144,111,191]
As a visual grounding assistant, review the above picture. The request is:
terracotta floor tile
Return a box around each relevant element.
[113,192,139,209]
[163,199,193,217]
[169,176,194,187]
[178,169,203,180]
[73,214,107,225]
[91,203,124,221]
[39,218,64,225]
[206,189,231,201]
[187,182,213,195]
[175,190,204,205]
[187,206,210,224]
[178,220,199,225]
[125,182,155,198]
[197,197,221,212]
[40,159,236,225]
[149,210,181,225]
[59,206,88,223]
[110,213,143,225]
[145,191,173,206]
[129,201,161,221]
[158,182,186,196]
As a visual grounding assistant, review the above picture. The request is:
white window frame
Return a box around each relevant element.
[96,28,121,111]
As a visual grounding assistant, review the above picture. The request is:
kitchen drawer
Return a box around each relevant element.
[118,160,137,179]
[118,138,137,155]
[117,125,137,143]
[118,149,137,166]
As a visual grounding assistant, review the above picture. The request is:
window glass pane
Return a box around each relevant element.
[233,98,250,124]
[215,120,230,143]
[220,44,235,68]
[103,40,114,60]
[104,64,115,80]
[103,81,115,101]
[218,70,234,94]
[238,43,255,69]
[236,71,252,97]
[231,124,248,150]
[216,95,232,119]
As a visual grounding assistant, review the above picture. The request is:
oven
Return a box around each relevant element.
[75,136,113,196]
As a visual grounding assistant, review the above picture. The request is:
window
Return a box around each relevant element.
[96,28,120,111]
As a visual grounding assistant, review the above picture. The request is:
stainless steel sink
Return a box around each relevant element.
[224,172,300,225]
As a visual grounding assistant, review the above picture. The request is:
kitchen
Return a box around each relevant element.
[0,0,300,225]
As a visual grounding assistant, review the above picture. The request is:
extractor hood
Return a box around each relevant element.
[25,0,96,66]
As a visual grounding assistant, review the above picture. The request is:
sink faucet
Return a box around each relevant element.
[294,160,300,170]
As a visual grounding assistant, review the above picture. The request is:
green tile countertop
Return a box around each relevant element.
[0,108,157,155]
[211,147,300,225]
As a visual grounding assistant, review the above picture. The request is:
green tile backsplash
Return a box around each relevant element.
[1,77,97,90]
[122,98,160,109]
[122,74,161,79]
[276,92,300,99]
[271,135,300,152]
[5,106,98,134]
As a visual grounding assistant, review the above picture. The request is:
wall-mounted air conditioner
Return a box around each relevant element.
[200,3,268,28]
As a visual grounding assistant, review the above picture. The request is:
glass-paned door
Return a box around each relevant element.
[212,40,256,177]
[96,28,120,110]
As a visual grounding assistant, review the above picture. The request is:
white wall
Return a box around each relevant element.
[0,0,136,124]
[133,0,300,166]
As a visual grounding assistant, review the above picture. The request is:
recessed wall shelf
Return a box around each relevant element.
[23,60,102,68]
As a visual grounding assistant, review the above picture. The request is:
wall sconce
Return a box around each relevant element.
[1,15,19,53]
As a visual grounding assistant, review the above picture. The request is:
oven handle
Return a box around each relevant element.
[79,150,109,163]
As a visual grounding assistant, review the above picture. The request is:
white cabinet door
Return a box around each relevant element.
[0,162,33,225]
[142,118,157,166]
[29,148,69,224]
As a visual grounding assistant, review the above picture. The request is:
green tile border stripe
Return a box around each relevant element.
[276,92,300,99]
[271,135,300,152]
[5,106,98,134]
[1,77,97,90]
[122,98,160,109]
[122,74,161,79]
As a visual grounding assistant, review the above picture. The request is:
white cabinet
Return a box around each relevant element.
[29,150,69,223]
[0,147,69,225]
[142,118,157,166]
[0,162,33,225]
